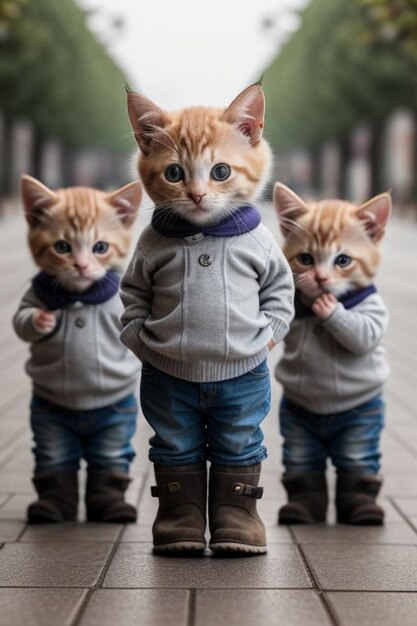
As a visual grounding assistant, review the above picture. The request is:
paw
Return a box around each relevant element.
[267,339,277,351]
[311,293,338,321]
[32,309,57,335]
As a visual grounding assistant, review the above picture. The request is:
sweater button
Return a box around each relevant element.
[314,324,323,335]
[75,317,86,328]
[198,254,212,267]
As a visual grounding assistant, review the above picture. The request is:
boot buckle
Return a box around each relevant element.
[151,481,181,497]
[232,482,263,499]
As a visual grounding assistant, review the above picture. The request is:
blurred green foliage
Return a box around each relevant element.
[0,0,131,150]
[0,0,28,31]
[359,0,417,55]
[263,0,416,152]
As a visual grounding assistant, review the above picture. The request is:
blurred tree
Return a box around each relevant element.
[359,0,417,58]
[0,0,28,35]
[263,0,416,194]
[0,0,130,148]
[0,0,132,194]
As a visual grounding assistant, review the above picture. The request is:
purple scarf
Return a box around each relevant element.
[32,270,120,310]
[151,205,261,238]
[295,285,377,319]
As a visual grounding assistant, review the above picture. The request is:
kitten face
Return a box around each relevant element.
[127,85,272,225]
[274,184,391,297]
[21,176,142,292]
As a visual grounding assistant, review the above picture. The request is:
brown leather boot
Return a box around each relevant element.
[336,473,384,525]
[86,470,137,523]
[28,472,78,524]
[279,473,328,524]
[209,464,266,555]
[151,463,207,553]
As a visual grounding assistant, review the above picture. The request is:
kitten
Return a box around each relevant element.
[120,85,295,554]
[274,183,391,302]
[127,84,272,226]
[22,175,140,294]
[14,175,142,525]
[273,183,391,527]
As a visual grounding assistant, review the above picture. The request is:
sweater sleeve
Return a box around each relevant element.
[119,240,153,356]
[259,238,295,343]
[13,287,46,343]
[322,294,388,355]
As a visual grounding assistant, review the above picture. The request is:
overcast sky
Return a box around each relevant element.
[79,0,307,110]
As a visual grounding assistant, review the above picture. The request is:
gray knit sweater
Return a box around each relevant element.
[275,292,390,414]
[120,224,294,382]
[13,288,140,410]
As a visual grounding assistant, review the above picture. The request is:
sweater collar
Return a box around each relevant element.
[151,205,261,238]
[32,270,120,310]
[294,284,377,319]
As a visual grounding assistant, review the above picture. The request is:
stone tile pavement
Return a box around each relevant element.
[0,205,416,625]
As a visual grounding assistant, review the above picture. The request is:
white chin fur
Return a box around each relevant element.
[178,203,230,226]
[326,282,355,297]
[61,274,103,293]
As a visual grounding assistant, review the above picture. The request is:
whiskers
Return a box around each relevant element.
[279,209,311,239]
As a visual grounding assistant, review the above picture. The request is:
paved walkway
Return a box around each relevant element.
[0,205,416,626]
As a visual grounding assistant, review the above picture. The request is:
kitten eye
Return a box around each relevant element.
[211,163,231,181]
[297,253,314,266]
[164,164,185,183]
[335,254,351,267]
[54,240,72,254]
[93,241,109,254]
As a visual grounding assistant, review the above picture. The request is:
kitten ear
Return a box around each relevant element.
[21,174,57,227]
[356,192,392,240]
[127,91,169,155]
[273,182,308,237]
[106,180,142,226]
[223,84,265,146]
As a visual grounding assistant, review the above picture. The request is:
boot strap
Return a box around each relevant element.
[232,482,263,499]
[151,481,181,497]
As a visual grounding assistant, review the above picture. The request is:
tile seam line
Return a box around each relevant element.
[96,586,319,591]
[0,493,15,511]
[187,588,196,626]
[387,497,417,535]
[296,543,339,626]
[68,588,92,626]
[91,466,152,598]
[0,425,27,457]
[385,427,417,460]
[1,586,416,593]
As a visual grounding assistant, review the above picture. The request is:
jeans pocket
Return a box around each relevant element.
[247,360,269,378]
[30,395,54,415]
[141,361,158,376]
[112,395,138,415]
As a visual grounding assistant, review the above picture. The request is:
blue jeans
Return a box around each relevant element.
[140,360,271,466]
[279,395,385,475]
[30,393,138,474]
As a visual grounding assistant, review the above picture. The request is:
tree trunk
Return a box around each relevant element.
[369,123,384,197]
[339,135,350,199]
[31,127,44,180]
[0,115,14,199]
[61,146,75,186]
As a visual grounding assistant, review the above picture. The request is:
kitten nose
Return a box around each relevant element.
[75,262,89,272]
[187,192,206,205]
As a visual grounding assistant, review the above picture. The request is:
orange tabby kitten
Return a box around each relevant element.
[22,175,140,293]
[120,85,295,555]
[14,176,142,525]
[273,183,391,527]
[274,183,391,301]
[127,84,272,225]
